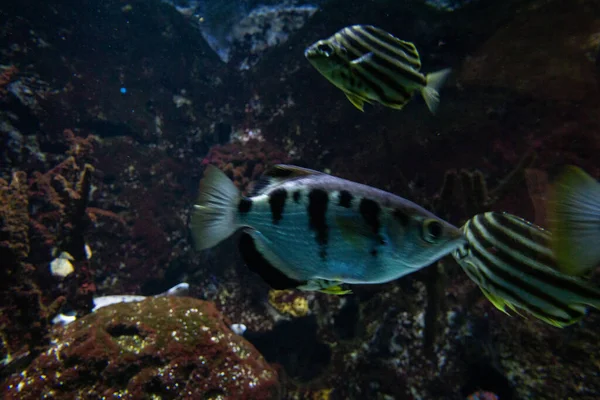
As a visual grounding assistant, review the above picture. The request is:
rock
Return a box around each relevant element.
[3,296,280,400]
[459,0,600,101]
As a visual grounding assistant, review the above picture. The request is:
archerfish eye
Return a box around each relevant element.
[422,219,443,243]
[317,43,334,56]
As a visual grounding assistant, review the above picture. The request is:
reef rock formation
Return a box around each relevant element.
[3,296,280,400]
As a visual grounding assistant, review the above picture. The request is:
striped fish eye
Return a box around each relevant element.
[317,43,334,56]
[422,219,443,244]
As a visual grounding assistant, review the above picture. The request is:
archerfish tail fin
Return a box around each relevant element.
[190,165,241,251]
[421,68,451,114]
[548,166,600,276]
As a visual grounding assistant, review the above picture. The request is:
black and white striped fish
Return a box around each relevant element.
[191,164,465,293]
[304,24,451,113]
[453,212,600,328]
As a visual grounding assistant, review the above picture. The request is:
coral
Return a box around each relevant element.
[268,289,309,318]
[201,138,290,194]
[0,171,29,267]
[3,296,280,400]
[0,65,18,98]
[0,131,127,368]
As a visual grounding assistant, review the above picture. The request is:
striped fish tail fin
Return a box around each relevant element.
[421,68,452,114]
[548,165,600,276]
[190,165,242,251]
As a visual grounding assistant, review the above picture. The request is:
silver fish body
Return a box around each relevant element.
[305,25,451,113]
[453,211,600,328]
[191,165,465,289]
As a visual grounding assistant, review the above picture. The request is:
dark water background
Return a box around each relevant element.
[1,0,599,398]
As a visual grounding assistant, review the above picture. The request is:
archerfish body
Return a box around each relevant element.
[304,24,451,113]
[191,165,465,293]
[453,212,600,328]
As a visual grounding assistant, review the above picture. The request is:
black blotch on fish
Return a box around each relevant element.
[393,208,410,226]
[359,198,381,235]
[370,249,378,257]
[293,191,301,203]
[338,190,353,208]
[308,189,329,259]
[238,233,302,290]
[269,189,288,224]
[238,198,253,214]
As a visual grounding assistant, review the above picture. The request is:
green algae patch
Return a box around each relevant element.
[3,297,280,400]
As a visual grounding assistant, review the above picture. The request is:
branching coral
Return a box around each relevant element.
[201,138,290,194]
[0,130,126,369]
[0,65,18,98]
[0,171,29,267]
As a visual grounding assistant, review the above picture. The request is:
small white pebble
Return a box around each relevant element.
[50,258,74,278]
[231,323,247,336]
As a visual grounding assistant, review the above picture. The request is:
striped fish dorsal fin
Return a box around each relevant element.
[251,164,325,195]
[357,25,422,70]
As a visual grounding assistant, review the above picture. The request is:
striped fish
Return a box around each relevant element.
[304,24,451,113]
[452,211,600,328]
[191,164,465,293]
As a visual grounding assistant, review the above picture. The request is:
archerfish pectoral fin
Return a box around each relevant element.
[297,279,352,295]
[251,164,324,196]
[548,165,600,276]
[239,231,304,289]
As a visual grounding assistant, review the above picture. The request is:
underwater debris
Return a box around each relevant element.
[4,297,281,399]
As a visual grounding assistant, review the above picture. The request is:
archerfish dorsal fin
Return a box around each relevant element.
[251,164,325,195]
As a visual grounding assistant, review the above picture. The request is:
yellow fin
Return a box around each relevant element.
[321,286,353,295]
[421,68,451,114]
[318,285,353,295]
[480,287,512,315]
[548,166,600,276]
[297,279,352,295]
[344,92,366,111]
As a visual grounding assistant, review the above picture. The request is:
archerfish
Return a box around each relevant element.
[190,164,465,294]
[304,24,451,113]
[452,211,600,328]
[547,165,600,277]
